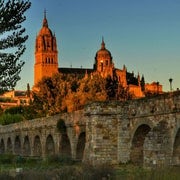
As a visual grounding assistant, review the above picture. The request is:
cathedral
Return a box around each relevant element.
[34,12,163,98]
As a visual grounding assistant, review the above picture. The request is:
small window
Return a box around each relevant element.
[106,60,108,66]
[101,62,103,72]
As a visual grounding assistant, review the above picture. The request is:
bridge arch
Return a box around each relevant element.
[33,135,42,156]
[59,133,71,158]
[130,121,152,164]
[7,137,13,153]
[0,139,5,154]
[144,120,173,167]
[14,136,21,155]
[76,132,86,160]
[130,118,154,139]
[23,136,31,156]
[45,134,55,156]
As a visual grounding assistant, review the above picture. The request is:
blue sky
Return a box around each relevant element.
[16,0,180,91]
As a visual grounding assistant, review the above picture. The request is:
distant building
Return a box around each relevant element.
[34,12,163,98]
[0,90,31,109]
[145,82,163,94]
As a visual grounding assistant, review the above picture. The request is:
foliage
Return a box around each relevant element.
[140,75,145,92]
[0,106,3,116]
[117,84,133,101]
[126,71,138,85]
[46,155,74,165]
[0,113,23,125]
[32,73,132,115]
[105,75,118,100]
[4,105,23,114]
[21,105,40,120]
[0,154,15,164]
[26,83,30,97]
[0,156,179,179]
[0,0,31,91]
[3,105,39,120]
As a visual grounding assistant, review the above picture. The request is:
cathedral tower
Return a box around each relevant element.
[94,38,114,78]
[34,11,58,85]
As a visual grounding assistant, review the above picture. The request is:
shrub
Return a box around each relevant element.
[0,113,23,125]
[0,154,15,164]
[82,164,114,179]
[46,155,73,165]
[15,155,26,164]
[4,106,23,115]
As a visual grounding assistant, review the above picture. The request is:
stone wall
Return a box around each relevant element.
[0,110,86,160]
[84,92,180,167]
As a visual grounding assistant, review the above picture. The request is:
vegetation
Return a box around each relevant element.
[0,113,23,125]
[0,154,179,179]
[0,105,41,125]
[32,73,132,116]
[0,0,31,92]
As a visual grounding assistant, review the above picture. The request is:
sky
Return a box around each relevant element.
[16,0,180,91]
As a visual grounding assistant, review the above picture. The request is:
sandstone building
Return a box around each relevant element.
[34,12,163,98]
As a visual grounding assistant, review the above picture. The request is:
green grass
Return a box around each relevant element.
[0,154,179,179]
[115,164,180,180]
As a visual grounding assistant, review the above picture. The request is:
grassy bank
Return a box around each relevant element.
[0,154,179,179]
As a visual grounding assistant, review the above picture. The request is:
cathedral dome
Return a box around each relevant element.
[95,39,112,60]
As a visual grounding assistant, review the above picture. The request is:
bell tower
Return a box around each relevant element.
[94,38,114,78]
[34,11,58,85]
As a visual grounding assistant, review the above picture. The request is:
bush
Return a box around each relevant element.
[15,155,26,164]
[0,154,15,164]
[46,155,73,165]
[5,106,23,115]
[82,164,114,179]
[0,113,23,125]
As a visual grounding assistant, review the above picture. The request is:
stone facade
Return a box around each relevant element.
[0,92,179,167]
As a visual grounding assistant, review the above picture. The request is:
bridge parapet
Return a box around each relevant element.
[122,91,180,118]
[0,110,85,134]
[84,91,180,118]
[0,110,86,159]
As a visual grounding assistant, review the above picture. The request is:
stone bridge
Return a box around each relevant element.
[0,92,179,167]
[0,111,86,160]
[84,91,180,167]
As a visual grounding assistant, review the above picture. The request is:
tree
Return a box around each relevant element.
[140,75,145,92]
[0,0,31,92]
[105,75,118,100]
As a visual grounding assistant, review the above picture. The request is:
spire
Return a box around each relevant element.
[43,9,48,27]
[101,36,105,49]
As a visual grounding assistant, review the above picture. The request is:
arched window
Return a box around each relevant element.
[106,60,108,66]
[100,62,103,72]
